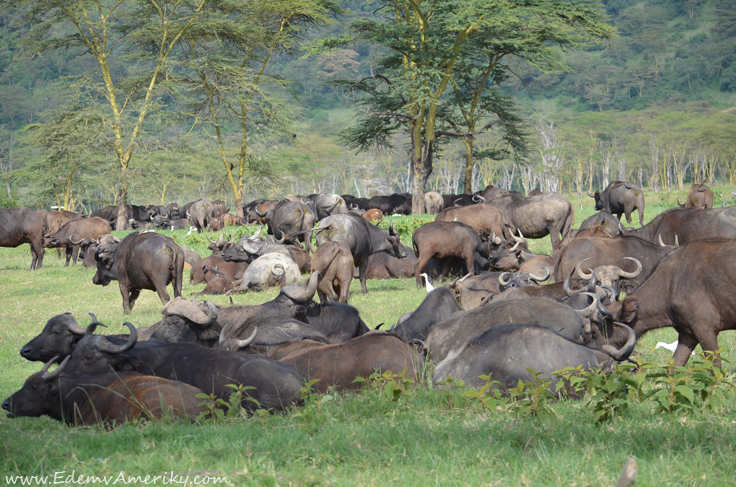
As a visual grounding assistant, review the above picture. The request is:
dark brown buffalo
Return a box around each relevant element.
[577,210,624,237]
[589,181,645,226]
[316,215,406,294]
[412,221,503,288]
[191,237,247,284]
[20,313,89,362]
[264,200,317,253]
[198,265,233,295]
[0,208,46,269]
[361,245,417,279]
[392,287,464,343]
[678,179,713,209]
[44,210,83,236]
[342,195,370,210]
[606,240,736,366]
[57,321,304,411]
[93,233,184,313]
[553,235,673,293]
[2,357,205,426]
[443,194,478,207]
[148,298,223,347]
[211,200,229,218]
[288,244,311,273]
[631,206,736,248]
[435,204,512,241]
[363,208,384,223]
[247,200,277,225]
[208,216,224,232]
[432,323,635,391]
[311,242,354,303]
[44,216,112,266]
[488,192,574,250]
[367,193,409,214]
[269,332,424,393]
[453,268,550,309]
[222,213,244,226]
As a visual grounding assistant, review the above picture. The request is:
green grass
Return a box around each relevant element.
[2,190,736,486]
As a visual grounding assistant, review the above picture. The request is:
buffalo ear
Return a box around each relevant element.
[620,295,639,323]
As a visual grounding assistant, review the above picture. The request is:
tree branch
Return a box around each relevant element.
[436,118,503,138]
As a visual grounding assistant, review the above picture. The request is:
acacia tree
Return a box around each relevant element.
[179,0,340,216]
[320,0,614,213]
[18,0,208,228]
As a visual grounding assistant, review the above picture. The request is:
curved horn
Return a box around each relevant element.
[254,206,266,217]
[600,322,636,361]
[491,232,502,245]
[563,269,576,296]
[85,313,107,336]
[389,218,395,233]
[585,268,598,293]
[498,272,512,287]
[275,234,286,244]
[252,226,263,238]
[39,355,60,374]
[677,198,685,208]
[228,234,234,245]
[600,285,619,302]
[473,195,486,203]
[282,271,320,303]
[65,315,88,335]
[675,235,679,248]
[454,198,463,206]
[457,272,472,284]
[97,322,137,353]
[528,266,550,283]
[206,235,217,244]
[69,233,84,246]
[576,292,599,318]
[658,234,666,247]
[234,327,258,350]
[723,201,731,208]
[618,257,642,279]
[42,355,70,382]
[588,190,595,198]
[575,258,593,279]
[272,263,285,276]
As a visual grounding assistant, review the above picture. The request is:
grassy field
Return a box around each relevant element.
[2,188,736,486]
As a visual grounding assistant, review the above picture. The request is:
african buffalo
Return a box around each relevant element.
[432,323,635,390]
[362,245,417,279]
[0,208,46,269]
[148,298,223,347]
[678,179,714,209]
[269,332,424,393]
[589,181,645,226]
[425,296,600,363]
[188,199,214,233]
[362,208,384,223]
[315,214,406,294]
[553,235,674,292]
[487,192,574,250]
[198,265,233,295]
[20,313,89,362]
[424,191,444,214]
[2,357,205,425]
[367,193,409,214]
[59,321,304,410]
[606,239,736,366]
[44,216,111,266]
[628,207,736,246]
[314,194,348,220]
[311,242,354,303]
[93,233,184,313]
[412,221,504,288]
[264,199,317,253]
[391,287,464,343]
[435,204,512,241]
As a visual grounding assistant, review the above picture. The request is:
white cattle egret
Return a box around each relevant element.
[654,341,694,355]
[420,273,434,292]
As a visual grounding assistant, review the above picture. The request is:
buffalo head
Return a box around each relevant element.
[20,313,87,362]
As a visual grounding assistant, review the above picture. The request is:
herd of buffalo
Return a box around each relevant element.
[3,177,736,427]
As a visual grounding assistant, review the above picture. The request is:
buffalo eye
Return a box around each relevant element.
[509,283,516,287]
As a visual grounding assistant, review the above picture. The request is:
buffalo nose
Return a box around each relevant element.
[20,347,31,358]
[2,399,10,411]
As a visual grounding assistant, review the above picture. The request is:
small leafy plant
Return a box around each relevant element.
[196,384,260,423]
[353,368,416,403]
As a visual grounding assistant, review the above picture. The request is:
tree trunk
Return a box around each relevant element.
[462,138,474,194]
[116,168,128,231]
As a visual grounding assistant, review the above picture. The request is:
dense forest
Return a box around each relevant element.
[0,0,734,213]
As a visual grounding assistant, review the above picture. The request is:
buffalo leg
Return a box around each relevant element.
[547,223,561,251]
[71,245,80,265]
[623,208,633,224]
[414,255,432,288]
[30,242,44,270]
[672,333,698,367]
[127,288,142,312]
[64,245,73,267]
[359,259,369,294]
[119,284,133,314]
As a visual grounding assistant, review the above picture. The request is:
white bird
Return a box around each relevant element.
[420,273,435,292]
[654,341,695,355]
[186,226,196,236]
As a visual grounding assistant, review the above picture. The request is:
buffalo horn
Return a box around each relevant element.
[41,355,70,382]
[575,258,593,279]
[677,198,685,208]
[587,190,595,198]
[618,257,642,279]
[98,322,138,354]
[282,271,320,303]
[491,232,502,245]
[39,355,59,374]
[600,322,636,361]
[235,327,258,350]
[600,285,619,302]
[272,263,285,276]
[722,201,731,208]
[254,206,266,217]
[509,231,525,252]
[576,292,598,318]
[85,313,107,336]
[389,218,395,234]
[206,235,217,244]
[451,272,472,288]
[472,195,486,203]
[658,234,666,247]
[675,235,679,247]
[529,266,550,283]
[69,233,84,246]
[498,272,512,287]
[275,234,286,244]
[585,268,598,293]
[251,226,263,239]
[228,234,234,245]
[454,198,463,206]
[563,269,576,296]
[65,315,88,335]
